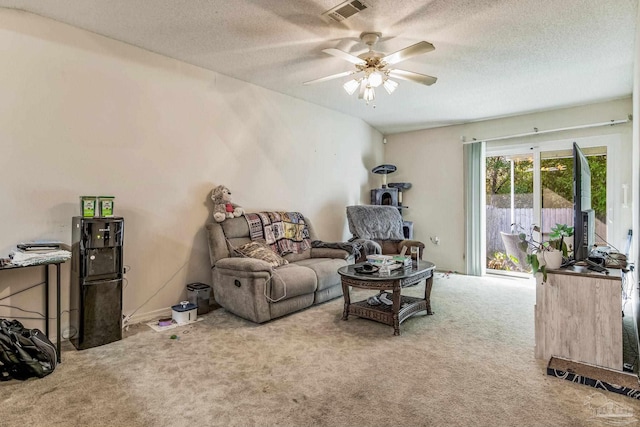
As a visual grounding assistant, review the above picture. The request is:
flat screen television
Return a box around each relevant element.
[573,142,595,261]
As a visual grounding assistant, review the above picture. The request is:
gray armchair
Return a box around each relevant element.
[346,205,425,263]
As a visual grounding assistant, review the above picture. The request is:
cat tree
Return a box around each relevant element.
[371,164,413,239]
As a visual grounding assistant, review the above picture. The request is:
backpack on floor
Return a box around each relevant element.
[0,318,57,381]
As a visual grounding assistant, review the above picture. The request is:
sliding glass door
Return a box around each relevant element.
[484,140,612,275]
[485,152,534,272]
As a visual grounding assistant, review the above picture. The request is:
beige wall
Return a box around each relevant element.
[632,5,640,272]
[0,10,383,331]
[386,98,633,273]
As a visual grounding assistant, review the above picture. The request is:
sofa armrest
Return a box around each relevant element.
[214,257,273,273]
[212,257,272,324]
[310,247,350,260]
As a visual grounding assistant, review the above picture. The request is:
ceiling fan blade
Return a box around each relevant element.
[303,70,356,85]
[388,69,437,86]
[322,48,366,65]
[382,41,435,65]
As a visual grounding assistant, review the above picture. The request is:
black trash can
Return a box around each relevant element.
[186,282,212,315]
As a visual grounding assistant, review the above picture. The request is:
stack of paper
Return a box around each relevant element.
[9,248,71,266]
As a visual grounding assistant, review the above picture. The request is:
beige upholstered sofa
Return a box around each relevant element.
[205,213,353,323]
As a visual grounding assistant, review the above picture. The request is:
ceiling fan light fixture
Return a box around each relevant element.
[383,78,398,94]
[307,32,436,106]
[368,71,383,88]
[363,85,375,103]
[343,78,360,95]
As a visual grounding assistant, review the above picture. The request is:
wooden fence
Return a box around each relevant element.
[486,207,605,257]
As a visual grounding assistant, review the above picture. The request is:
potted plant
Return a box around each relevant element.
[515,224,567,282]
[548,223,574,258]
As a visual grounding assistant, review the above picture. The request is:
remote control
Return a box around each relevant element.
[585,258,609,274]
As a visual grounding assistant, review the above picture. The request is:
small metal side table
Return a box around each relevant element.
[338,260,436,335]
[0,261,65,362]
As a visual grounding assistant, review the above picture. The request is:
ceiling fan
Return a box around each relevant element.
[304,32,437,105]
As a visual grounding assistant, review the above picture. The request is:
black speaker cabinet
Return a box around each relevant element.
[70,217,124,350]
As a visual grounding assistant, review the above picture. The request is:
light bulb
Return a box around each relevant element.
[363,85,375,103]
[359,79,367,94]
[343,79,359,95]
[368,71,383,88]
[383,78,398,94]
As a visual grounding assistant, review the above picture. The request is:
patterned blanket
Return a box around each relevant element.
[244,212,311,255]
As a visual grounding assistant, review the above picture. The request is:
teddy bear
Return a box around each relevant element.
[211,185,245,222]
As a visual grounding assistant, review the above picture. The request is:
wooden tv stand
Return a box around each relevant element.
[535,266,624,371]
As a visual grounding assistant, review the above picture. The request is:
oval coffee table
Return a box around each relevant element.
[338,260,436,335]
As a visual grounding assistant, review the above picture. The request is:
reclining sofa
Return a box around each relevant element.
[205,212,353,323]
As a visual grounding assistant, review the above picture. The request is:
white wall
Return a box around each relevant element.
[0,10,383,331]
[632,4,640,273]
[386,98,633,273]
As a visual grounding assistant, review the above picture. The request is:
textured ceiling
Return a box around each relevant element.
[0,0,637,134]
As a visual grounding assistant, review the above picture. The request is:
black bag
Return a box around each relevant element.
[0,318,57,381]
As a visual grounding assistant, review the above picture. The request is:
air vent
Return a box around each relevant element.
[323,0,369,22]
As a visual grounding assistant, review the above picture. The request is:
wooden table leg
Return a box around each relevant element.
[424,273,434,315]
[392,282,401,336]
[341,280,350,321]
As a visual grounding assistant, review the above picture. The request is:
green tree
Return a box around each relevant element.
[487,154,606,221]
[588,156,606,221]
[486,156,534,195]
[540,155,606,221]
[541,158,572,204]
[485,156,510,195]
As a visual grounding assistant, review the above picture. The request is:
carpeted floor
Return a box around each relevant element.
[1,272,639,427]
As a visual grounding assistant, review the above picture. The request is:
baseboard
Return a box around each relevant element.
[123,299,221,327]
[124,307,172,326]
[547,357,640,400]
